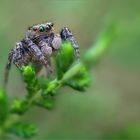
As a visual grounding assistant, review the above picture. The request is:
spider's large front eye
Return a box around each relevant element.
[39,26,45,32]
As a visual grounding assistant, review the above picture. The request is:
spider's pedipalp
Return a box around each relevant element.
[39,40,52,57]
[23,38,53,75]
[51,34,62,50]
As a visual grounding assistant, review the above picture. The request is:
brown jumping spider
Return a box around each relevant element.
[4,22,79,87]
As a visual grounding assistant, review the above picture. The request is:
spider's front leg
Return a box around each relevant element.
[23,38,52,74]
[60,27,80,58]
[4,50,14,88]
[4,41,26,87]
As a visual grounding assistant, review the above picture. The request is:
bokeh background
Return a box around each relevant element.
[0,0,140,139]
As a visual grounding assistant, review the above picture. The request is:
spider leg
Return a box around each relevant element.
[4,50,14,88]
[38,40,53,75]
[60,27,80,58]
[4,41,27,88]
[51,34,62,50]
[32,61,43,74]
[12,42,26,69]
[23,38,52,75]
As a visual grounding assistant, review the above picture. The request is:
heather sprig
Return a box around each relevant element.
[0,23,116,138]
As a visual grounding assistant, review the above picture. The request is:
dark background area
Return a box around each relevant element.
[0,0,140,139]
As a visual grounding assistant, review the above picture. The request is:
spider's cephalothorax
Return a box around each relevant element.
[4,22,79,87]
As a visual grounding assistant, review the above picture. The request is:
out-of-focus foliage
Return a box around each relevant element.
[9,122,38,138]
[0,89,7,125]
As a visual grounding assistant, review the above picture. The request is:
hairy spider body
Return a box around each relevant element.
[4,22,79,87]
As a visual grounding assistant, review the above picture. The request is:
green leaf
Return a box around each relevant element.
[0,88,8,124]
[43,79,60,96]
[9,122,38,138]
[66,65,90,91]
[55,42,75,79]
[34,95,55,110]
[10,98,28,115]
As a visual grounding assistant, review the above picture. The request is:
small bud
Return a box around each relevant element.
[21,65,38,98]
[21,65,35,80]
[10,98,28,115]
[55,42,75,79]
[43,80,59,96]
[66,65,90,91]
[34,96,55,110]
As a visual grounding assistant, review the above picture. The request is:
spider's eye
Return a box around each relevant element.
[33,26,37,31]
[50,22,54,27]
[39,26,45,32]
[28,26,32,30]
[46,25,51,31]
[45,22,54,31]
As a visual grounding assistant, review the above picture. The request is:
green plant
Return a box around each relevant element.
[0,23,116,138]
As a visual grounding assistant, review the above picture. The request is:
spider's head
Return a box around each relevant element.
[26,22,54,39]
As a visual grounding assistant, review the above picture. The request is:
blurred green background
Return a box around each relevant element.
[0,0,140,139]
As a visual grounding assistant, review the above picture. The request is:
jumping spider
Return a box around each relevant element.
[4,22,79,87]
